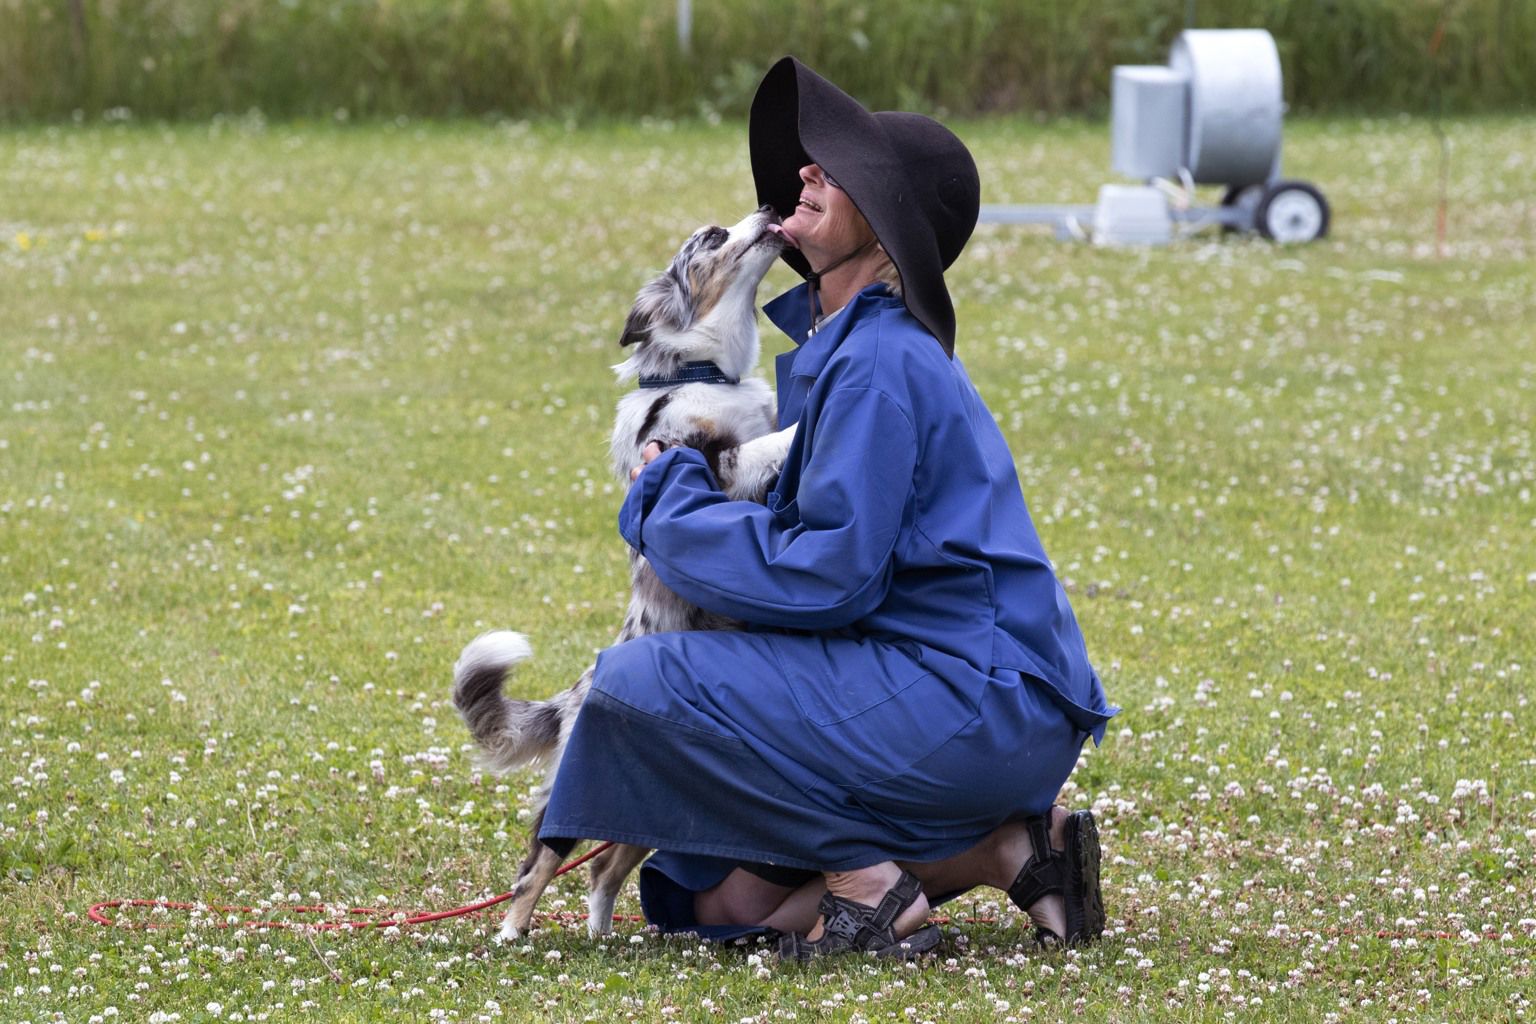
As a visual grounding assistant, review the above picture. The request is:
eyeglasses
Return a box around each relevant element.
[823,169,844,191]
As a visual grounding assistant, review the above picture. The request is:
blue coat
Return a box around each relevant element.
[541,283,1115,921]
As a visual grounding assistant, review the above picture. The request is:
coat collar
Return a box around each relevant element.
[766,283,902,365]
[765,282,903,427]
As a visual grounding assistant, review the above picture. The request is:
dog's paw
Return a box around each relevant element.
[494,919,523,944]
[722,424,797,502]
[586,890,619,938]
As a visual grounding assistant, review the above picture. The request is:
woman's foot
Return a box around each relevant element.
[802,861,931,942]
[1001,806,1104,947]
[777,863,942,961]
[991,808,1070,938]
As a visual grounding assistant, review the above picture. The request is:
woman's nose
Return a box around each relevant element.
[798,163,821,185]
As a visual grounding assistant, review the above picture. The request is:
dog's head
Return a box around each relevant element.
[615,206,786,381]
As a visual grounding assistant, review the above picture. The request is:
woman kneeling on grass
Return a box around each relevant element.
[540,56,1118,960]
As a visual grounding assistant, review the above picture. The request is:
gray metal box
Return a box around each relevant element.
[1093,184,1173,246]
[1111,65,1188,181]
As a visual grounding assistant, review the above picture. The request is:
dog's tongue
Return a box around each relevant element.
[767,222,799,249]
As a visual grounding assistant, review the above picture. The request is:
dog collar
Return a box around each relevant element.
[638,361,740,389]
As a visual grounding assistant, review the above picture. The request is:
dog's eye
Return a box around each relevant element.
[701,227,729,250]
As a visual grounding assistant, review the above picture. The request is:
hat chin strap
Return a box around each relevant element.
[805,237,878,331]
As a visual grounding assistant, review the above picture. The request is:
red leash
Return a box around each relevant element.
[88,842,629,932]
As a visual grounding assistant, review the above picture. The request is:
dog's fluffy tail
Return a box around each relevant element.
[452,631,567,774]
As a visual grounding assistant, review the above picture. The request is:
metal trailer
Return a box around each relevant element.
[980,29,1331,245]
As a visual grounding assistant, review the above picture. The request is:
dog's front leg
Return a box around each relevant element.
[719,424,797,502]
[585,842,653,937]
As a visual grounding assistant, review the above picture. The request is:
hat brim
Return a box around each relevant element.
[749,57,958,357]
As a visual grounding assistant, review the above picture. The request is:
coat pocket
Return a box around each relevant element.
[766,490,797,519]
[768,636,927,727]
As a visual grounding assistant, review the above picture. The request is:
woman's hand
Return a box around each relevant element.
[629,440,668,481]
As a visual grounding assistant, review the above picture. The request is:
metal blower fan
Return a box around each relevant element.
[982,29,1330,245]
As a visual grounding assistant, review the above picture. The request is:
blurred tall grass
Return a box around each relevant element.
[2,0,1531,121]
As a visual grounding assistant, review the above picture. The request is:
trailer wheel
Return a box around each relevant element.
[1256,180,1330,243]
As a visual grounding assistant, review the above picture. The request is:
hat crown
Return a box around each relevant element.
[871,111,980,270]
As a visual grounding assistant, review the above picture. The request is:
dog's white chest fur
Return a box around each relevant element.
[610,378,778,481]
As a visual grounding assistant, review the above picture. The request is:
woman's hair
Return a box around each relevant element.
[872,245,903,297]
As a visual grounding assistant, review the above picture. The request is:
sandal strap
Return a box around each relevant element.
[1029,809,1107,949]
[1026,814,1053,857]
[1006,813,1065,912]
[778,870,927,961]
[777,929,817,961]
[817,869,923,949]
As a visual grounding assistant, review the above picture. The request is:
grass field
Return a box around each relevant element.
[2,115,1534,1022]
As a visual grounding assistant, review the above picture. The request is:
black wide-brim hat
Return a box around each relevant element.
[749,56,980,357]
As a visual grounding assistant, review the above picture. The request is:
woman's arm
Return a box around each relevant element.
[620,385,916,630]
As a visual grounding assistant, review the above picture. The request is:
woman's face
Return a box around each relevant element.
[781,163,876,266]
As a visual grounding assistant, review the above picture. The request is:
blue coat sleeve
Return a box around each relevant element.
[618,386,917,629]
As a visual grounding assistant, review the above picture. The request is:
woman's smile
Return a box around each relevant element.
[782,162,872,265]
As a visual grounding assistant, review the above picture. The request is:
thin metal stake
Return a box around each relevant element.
[678,0,693,56]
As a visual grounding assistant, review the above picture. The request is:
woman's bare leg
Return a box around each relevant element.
[693,868,800,927]
[758,877,825,933]
[693,807,1070,938]
[899,807,1068,937]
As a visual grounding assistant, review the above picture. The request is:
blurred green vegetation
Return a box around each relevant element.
[2,0,1532,122]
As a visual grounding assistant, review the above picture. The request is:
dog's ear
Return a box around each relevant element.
[618,302,654,348]
[619,260,693,347]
